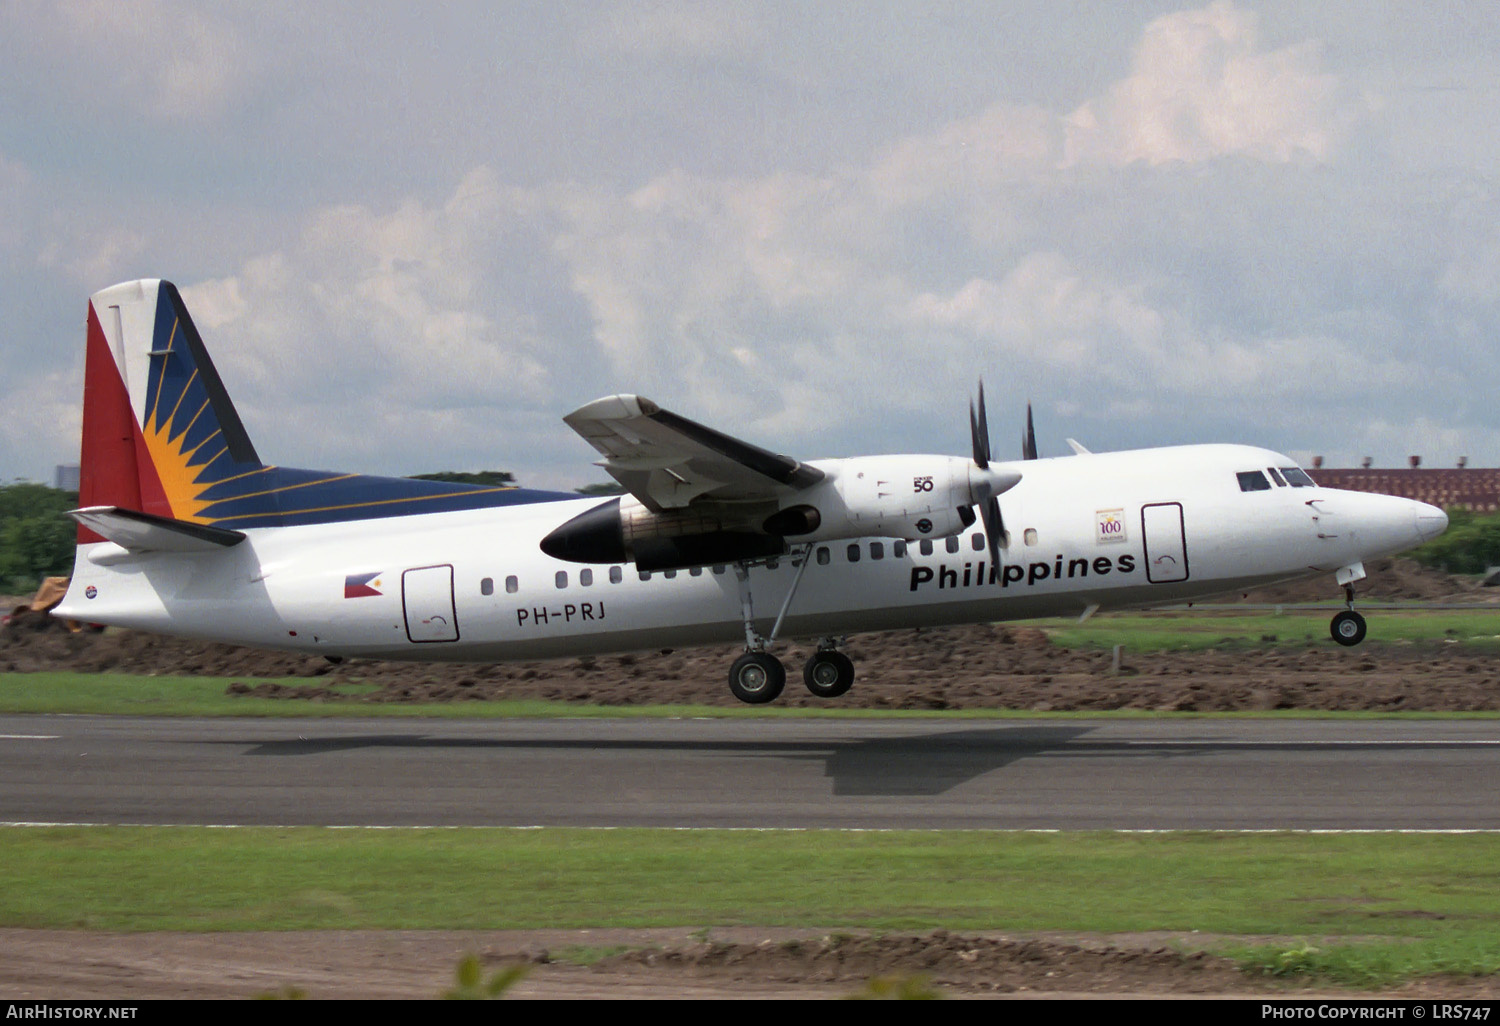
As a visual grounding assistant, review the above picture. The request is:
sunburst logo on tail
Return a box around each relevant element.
[139,317,240,523]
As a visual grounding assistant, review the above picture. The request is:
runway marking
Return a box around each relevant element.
[1129,740,1500,746]
[5,822,1500,834]
[0,734,59,740]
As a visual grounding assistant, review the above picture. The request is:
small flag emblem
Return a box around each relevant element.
[344,572,383,598]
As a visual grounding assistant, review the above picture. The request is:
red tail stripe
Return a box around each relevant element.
[77,301,173,539]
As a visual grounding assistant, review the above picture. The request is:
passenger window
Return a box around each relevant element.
[712,565,726,575]
[870,541,884,560]
[1237,470,1272,492]
[505,575,518,594]
[946,536,960,554]
[919,539,933,556]
[846,543,861,563]
[480,577,494,596]
[664,569,677,579]
[893,540,906,558]
[1281,467,1316,487]
[639,570,651,581]
[816,547,830,565]
[1023,528,1038,546]
[580,568,593,586]
[609,566,622,584]
[1267,467,1287,487]
[555,571,568,589]
[971,533,984,552]
[690,566,703,576]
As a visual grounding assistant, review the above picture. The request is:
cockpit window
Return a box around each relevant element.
[1266,467,1287,487]
[1237,470,1272,492]
[1280,467,1316,487]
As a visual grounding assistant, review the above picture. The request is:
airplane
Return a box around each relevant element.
[53,279,1450,704]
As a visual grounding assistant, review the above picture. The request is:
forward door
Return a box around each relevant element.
[1141,502,1189,584]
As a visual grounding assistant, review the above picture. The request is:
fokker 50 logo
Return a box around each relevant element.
[344,572,383,598]
[1096,509,1126,544]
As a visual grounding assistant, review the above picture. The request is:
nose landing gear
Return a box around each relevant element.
[1330,572,1368,647]
[1330,607,1367,646]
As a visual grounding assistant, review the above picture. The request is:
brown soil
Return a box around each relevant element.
[3,557,1497,998]
[5,559,1496,713]
[5,926,1497,1000]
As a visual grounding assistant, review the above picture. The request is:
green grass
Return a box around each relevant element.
[1037,609,1500,651]
[3,827,1499,988]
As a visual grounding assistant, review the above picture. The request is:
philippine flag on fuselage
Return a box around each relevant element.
[344,572,383,598]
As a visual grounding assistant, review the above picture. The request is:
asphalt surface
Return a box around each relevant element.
[3,715,1500,830]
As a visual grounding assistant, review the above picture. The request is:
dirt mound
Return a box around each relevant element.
[6,558,1497,712]
[583,929,1249,995]
[18,925,1489,999]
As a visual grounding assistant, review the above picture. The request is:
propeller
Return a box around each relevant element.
[1022,402,1038,461]
[969,381,1020,583]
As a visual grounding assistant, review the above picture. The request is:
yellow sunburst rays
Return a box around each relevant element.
[140,324,221,523]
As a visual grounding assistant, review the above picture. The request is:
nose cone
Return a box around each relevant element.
[1415,501,1448,543]
[1340,492,1449,559]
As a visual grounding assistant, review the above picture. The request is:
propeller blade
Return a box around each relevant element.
[1022,402,1038,461]
[969,400,986,469]
[977,381,992,467]
[981,495,1004,583]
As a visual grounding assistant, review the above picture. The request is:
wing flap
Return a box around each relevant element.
[563,395,823,511]
[68,506,247,553]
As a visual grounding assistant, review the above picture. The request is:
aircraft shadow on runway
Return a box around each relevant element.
[215,725,1283,797]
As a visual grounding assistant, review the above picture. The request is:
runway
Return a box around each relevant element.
[4,715,1499,830]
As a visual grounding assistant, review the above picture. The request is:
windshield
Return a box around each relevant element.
[1280,467,1316,487]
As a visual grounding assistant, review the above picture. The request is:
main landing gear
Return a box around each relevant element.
[727,548,855,704]
[1329,564,1368,647]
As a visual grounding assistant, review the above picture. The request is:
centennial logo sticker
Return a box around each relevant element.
[1096,508,1127,544]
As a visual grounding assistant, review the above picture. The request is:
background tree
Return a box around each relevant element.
[0,483,77,590]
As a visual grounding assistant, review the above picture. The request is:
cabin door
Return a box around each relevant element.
[403,564,459,642]
[1141,503,1189,584]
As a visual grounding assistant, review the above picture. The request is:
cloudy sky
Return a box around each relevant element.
[2,1,1497,490]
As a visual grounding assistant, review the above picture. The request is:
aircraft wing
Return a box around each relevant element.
[563,395,824,511]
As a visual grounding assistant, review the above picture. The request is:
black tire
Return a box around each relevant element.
[803,651,855,698]
[1330,609,1367,647]
[728,652,786,704]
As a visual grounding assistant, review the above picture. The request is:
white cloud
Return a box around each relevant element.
[38,227,149,288]
[3,1,1494,485]
[176,170,564,473]
[7,0,247,122]
[1063,1,1355,166]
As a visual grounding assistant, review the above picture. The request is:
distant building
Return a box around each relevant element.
[53,464,79,492]
[1309,458,1500,511]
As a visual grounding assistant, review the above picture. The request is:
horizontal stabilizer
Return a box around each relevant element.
[68,506,247,553]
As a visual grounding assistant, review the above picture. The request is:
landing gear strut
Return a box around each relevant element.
[1330,579,1367,647]
[728,548,855,704]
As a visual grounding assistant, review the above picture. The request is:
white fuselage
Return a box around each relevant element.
[55,444,1445,661]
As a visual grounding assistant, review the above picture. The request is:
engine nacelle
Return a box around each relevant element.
[539,455,1016,570]
[800,455,981,541]
[540,496,786,571]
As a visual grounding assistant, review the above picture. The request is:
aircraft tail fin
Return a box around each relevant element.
[79,279,264,540]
